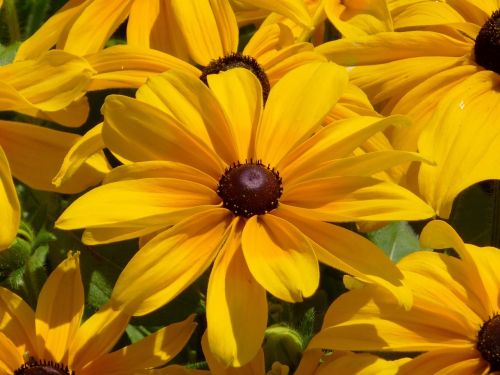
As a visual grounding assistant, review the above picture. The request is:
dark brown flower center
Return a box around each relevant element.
[217,160,283,218]
[477,314,500,371]
[200,53,270,102]
[14,358,74,375]
[474,9,500,74]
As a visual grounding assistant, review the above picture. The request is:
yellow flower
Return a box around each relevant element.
[317,1,500,218]
[309,219,500,374]
[0,252,196,375]
[56,62,434,366]
[15,0,311,61]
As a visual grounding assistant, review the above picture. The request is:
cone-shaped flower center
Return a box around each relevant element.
[477,314,500,370]
[474,10,500,74]
[217,160,283,218]
[14,358,74,375]
[200,53,270,102]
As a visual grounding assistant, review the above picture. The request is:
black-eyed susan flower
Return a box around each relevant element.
[15,0,311,61]
[309,219,500,374]
[56,62,435,366]
[0,252,196,375]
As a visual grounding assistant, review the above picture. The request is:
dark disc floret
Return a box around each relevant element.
[474,9,500,74]
[14,358,74,375]
[477,313,500,371]
[217,160,283,218]
[200,52,271,102]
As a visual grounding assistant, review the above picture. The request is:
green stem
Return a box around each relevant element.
[492,180,500,247]
[2,0,21,43]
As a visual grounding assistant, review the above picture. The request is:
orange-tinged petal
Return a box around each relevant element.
[0,287,36,354]
[135,70,238,165]
[276,206,412,308]
[171,0,237,65]
[206,220,267,366]
[81,224,170,246]
[256,62,348,167]
[418,71,500,218]
[281,176,435,222]
[0,146,19,250]
[79,315,196,375]
[111,209,232,316]
[0,120,108,193]
[279,115,411,182]
[63,0,133,55]
[202,334,265,375]
[207,68,262,161]
[316,352,405,375]
[69,303,129,369]
[102,94,225,178]
[242,214,318,302]
[325,0,393,37]
[0,332,23,373]
[35,252,84,363]
[56,178,220,239]
[87,45,200,90]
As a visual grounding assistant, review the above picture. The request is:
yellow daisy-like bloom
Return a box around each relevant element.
[15,0,311,61]
[0,252,196,375]
[317,0,500,218]
[56,62,435,366]
[309,219,500,374]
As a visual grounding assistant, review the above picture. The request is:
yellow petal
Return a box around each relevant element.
[64,0,133,55]
[324,0,393,37]
[0,332,23,373]
[276,206,412,308]
[0,120,108,193]
[171,0,237,65]
[256,62,348,167]
[243,23,294,59]
[111,209,232,316]
[0,146,19,250]
[69,303,130,370]
[237,0,312,28]
[0,287,36,354]
[316,352,404,375]
[207,68,262,161]
[206,220,267,366]
[418,71,500,218]
[35,252,84,363]
[135,70,238,165]
[281,176,435,222]
[56,178,220,241]
[391,1,466,30]
[242,214,319,302]
[104,92,226,174]
[87,45,200,90]
[79,315,196,375]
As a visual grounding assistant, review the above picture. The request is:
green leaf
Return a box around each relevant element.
[0,41,19,65]
[366,221,422,262]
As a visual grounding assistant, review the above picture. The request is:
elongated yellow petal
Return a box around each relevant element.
[64,0,133,55]
[69,303,129,370]
[325,0,393,37]
[35,252,84,363]
[242,214,318,302]
[238,0,312,28]
[418,71,500,218]
[282,176,435,222]
[276,206,412,308]
[0,146,19,250]
[56,178,220,239]
[317,352,405,375]
[207,220,267,367]
[135,70,238,165]
[125,0,160,49]
[207,68,262,161]
[171,0,237,65]
[79,315,196,375]
[0,120,108,193]
[0,332,23,373]
[391,1,466,30]
[243,23,294,59]
[111,209,232,316]
[256,62,348,167]
[0,287,36,354]
[87,45,200,90]
[102,94,225,178]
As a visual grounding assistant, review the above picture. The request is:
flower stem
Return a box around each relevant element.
[492,180,500,247]
[2,0,21,43]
